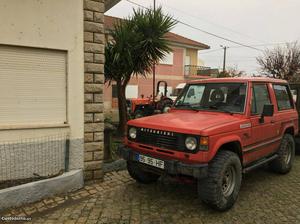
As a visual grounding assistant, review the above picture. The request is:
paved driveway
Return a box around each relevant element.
[3,156,300,224]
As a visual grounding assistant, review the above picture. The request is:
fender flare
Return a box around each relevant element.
[209,135,243,162]
[282,123,296,136]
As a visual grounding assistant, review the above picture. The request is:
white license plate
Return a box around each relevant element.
[137,154,165,169]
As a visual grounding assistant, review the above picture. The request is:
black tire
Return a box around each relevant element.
[198,151,242,211]
[270,134,295,174]
[127,161,160,184]
[134,110,144,119]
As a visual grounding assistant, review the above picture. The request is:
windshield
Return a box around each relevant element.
[174,82,247,114]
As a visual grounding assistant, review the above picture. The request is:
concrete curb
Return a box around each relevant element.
[103,159,126,173]
[0,169,83,211]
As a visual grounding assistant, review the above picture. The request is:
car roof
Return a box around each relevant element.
[188,77,288,84]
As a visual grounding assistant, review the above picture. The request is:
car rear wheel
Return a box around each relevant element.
[198,150,242,211]
[127,161,160,184]
[270,134,295,174]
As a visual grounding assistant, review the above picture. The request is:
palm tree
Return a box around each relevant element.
[105,7,177,134]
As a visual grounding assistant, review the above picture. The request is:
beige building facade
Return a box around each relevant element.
[0,0,110,184]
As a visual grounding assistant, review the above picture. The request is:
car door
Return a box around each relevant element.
[244,82,280,164]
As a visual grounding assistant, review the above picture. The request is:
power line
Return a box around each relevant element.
[160,2,267,45]
[203,41,299,52]
[125,0,149,10]
[228,41,299,49]
[174,20,264,52]
[125,0,264,52]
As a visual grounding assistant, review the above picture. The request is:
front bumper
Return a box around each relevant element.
[118,145,208,179]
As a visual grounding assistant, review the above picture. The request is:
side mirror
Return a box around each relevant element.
[260,104,274,123]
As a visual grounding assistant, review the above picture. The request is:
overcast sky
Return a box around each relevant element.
[106,0,300,74]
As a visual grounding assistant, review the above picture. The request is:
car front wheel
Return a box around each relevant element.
[198,150,242,211]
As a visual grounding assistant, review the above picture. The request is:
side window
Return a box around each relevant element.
[273,85,293,110]
[251,84,271,115]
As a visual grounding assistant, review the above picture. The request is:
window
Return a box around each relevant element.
[125,85,138,98]
[251,84,271,115]
[0,45,67,125]
[112,85,117,98]
[185,56,191,65]
[175,83,247,113]
[273,85,293,110]
[159,52,173,65]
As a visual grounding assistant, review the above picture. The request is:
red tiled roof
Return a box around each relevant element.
[104,15,210,50]
[104,15,122,29]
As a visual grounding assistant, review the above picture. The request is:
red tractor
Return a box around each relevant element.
[127,81,173,119]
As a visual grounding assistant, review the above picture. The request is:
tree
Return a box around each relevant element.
[227,66,245,77]
[218,66,245,77]
[256,42,300,80]
[105,8,176,134]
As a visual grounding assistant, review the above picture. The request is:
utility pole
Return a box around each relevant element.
[152,0,156,103]
[221,45,228,73]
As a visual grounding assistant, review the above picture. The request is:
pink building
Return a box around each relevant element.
[104,16,210,120]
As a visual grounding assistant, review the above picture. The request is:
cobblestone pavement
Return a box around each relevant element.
[2,156,300,224]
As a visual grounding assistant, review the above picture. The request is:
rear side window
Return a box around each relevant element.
[273,85,293,110]
[251,84,271,115]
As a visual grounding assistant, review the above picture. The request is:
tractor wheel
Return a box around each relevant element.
[134,110,144,119]
[162,104,172,113]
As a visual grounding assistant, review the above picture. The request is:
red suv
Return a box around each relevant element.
[118,77,298,211]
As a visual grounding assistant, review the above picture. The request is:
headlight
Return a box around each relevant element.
[185,137,197,151]
[129,127,137,139]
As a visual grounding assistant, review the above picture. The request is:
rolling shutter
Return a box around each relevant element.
[0,45,67,125]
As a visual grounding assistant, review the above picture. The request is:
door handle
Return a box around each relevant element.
[271,120,275,123]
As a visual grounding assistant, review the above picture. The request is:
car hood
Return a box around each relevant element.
[128,110,242,135]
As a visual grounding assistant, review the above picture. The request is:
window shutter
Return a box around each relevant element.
[0,45,67,125]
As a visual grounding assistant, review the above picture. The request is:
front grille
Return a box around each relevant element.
[131,127,188,152]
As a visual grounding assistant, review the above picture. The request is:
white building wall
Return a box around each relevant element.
[0,0,84,181]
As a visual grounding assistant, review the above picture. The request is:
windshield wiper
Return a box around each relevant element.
[206,105,234,115]
[175,103,200,111]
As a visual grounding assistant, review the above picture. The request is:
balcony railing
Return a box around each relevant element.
[184,65,212,77]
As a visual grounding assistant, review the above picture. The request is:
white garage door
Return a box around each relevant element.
[0,45,67,125]
[126,85,138,99]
